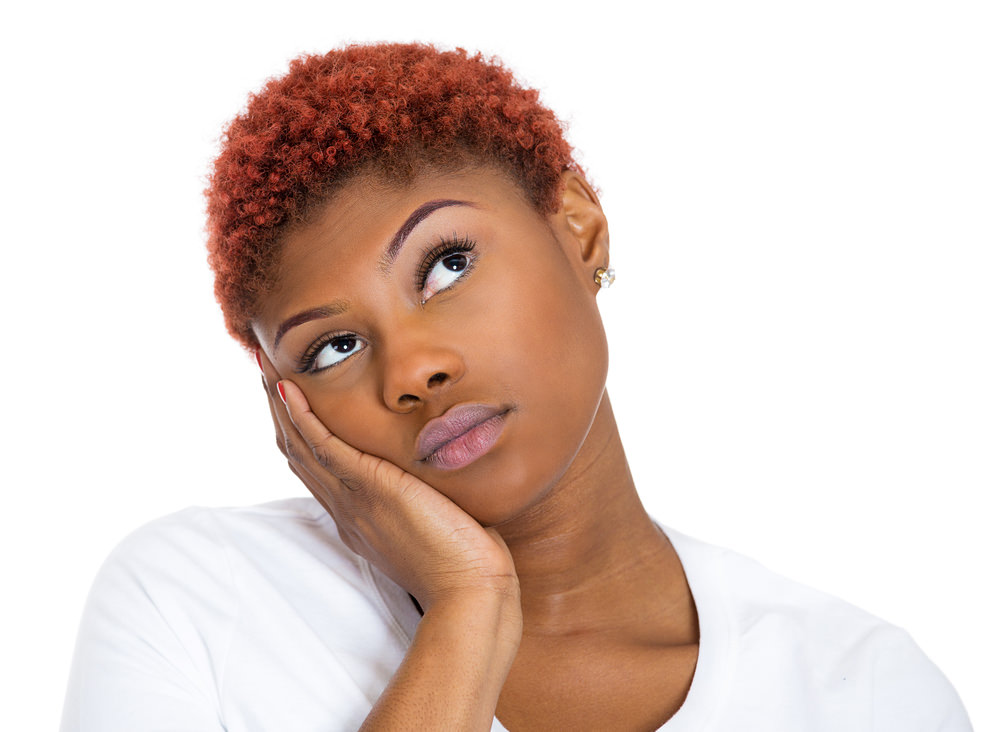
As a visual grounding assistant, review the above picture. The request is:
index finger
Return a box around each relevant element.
[257,350,331,475]
[275,378,370,490]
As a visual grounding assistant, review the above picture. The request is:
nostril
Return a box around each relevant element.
[397,393,420,408]
[427,372,448,387]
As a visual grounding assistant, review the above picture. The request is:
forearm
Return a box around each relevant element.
[359,587,522,731]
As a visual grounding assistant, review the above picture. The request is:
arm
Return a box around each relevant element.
[872,628,972,732]
[361,588,521,731]
[61,512,232,732]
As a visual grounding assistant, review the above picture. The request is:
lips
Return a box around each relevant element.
[417,403,510,470]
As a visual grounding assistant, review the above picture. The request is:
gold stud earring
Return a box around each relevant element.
[594,266,616,288]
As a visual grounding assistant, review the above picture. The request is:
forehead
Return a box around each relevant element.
[256,167,542,321]
[285,166,532,258]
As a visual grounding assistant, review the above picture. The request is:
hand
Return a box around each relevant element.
[258,352,520,615]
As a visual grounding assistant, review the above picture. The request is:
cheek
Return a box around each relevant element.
[486,260,608,398]
[471,260,609,472]
[297,382,405,462]
[526,290,608,445]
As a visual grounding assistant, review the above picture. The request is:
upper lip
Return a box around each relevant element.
[416,403,509,461]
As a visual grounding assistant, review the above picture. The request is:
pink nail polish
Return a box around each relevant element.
[277,381,287,405]
[254,349,264,375]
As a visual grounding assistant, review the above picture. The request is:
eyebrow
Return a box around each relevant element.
[273,198,473,350]
[272,302,349,350]
[378,198,473,273]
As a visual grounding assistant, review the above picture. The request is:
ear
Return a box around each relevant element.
[550,170,610,289]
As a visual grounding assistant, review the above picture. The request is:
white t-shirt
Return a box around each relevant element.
[61,498,971,731]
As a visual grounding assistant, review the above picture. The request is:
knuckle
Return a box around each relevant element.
[348,452,368,479]
[339,473,365,492]
[283,437,301,464]
[362,456,396,489]
[312,444,335,471]
[395,473,424,501]
[370,459,393,486]
[327,450,366,491]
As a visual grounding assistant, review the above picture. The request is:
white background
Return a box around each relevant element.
[2,1,996,729]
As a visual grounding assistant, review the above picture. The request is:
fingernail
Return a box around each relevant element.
[276,381,287,405]
[254,349,264,376]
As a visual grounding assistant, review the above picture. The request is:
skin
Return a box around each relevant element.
[253,166,699,731]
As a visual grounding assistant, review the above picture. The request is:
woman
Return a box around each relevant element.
[61,43,970,731]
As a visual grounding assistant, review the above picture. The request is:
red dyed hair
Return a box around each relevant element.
[205,43,580,349]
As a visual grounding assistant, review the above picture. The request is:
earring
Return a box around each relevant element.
[594,266,616,289]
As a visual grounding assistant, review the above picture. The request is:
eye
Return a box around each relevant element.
[423,253,470,299]
[418,238,477,303]
[299,334,366,373]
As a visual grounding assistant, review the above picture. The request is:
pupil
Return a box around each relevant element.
[443,254,467,272]
[335,338,355,352]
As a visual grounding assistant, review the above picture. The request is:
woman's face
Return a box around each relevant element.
[253,166,611,525]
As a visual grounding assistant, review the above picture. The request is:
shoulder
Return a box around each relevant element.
[103,497,342,570]
[661,527,971,731]
[64,498,409,732]
[91,497,369,620]
[95,498,330,588]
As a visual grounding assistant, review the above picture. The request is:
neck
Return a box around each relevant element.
[494,393,694,641]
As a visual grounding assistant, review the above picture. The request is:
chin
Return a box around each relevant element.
[442,436,583,528]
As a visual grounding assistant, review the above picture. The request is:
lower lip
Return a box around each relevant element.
[425,412,509,471]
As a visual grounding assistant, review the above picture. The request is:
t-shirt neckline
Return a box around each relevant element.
[366,524,735,731]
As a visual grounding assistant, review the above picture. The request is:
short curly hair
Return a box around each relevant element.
[205,43,580,350]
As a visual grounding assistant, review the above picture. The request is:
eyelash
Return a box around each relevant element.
[296,332,357,374]
[413,235,477,292]
[296,235,479,374]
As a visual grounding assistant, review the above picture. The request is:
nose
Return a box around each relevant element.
[380,335,465,413]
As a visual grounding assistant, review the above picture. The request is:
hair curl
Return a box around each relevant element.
[205,43,580,349]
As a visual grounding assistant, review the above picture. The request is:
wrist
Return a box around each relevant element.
[421,580,523,651]
[360,584,521,732]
